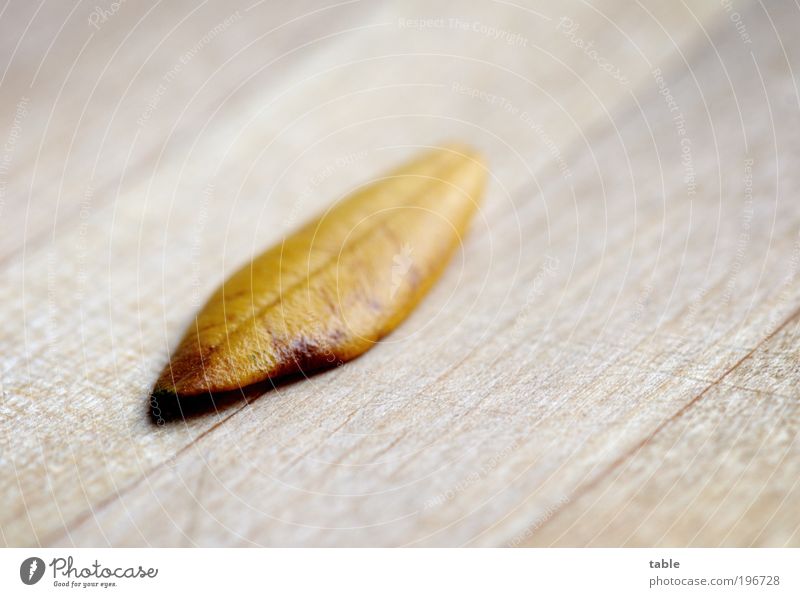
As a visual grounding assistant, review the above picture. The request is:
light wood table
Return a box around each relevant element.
[1,0,798,546]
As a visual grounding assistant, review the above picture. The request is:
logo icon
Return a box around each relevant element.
[20,557,45,585]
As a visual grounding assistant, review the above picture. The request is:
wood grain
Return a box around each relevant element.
[0,0,797,547]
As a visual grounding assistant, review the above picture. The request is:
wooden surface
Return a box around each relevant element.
[0,0,798,547]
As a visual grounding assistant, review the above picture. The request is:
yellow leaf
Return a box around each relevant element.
[152,144,486,406]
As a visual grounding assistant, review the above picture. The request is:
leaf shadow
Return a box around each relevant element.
[146,370,313,426]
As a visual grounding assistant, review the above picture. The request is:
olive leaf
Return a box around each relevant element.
[152,144,486,402]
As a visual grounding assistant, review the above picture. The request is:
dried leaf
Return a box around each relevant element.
[152,144,486,403]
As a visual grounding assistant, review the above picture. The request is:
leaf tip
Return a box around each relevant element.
[148,387,181,425]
